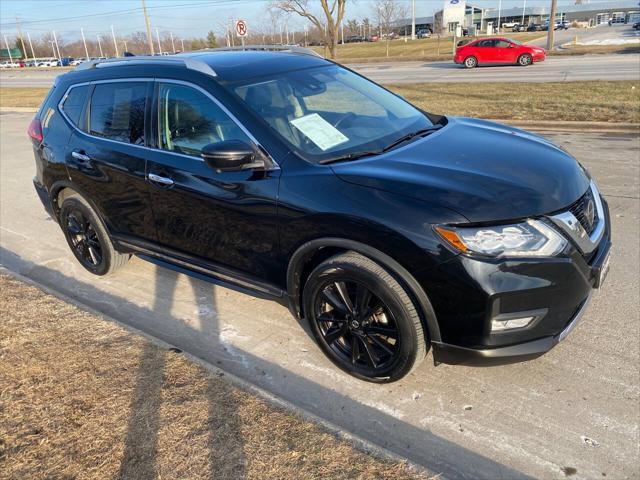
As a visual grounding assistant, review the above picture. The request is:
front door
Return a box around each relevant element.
[494,39,518,63]
[145,80,281,284]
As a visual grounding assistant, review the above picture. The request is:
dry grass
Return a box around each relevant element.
[390,81,640,123]
[0,273,429,480]
[0,87,48,109]
[2,81,638,123]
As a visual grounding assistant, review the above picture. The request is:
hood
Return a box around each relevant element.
[331,117,589,223]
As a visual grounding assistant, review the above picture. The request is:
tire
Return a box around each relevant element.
[464,56,477,68]
[59,194,130,276]
[518,53,532,66]
[302,251,428,383]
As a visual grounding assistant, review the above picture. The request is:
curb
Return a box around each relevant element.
[495,119,640,134]
[0,265,435,479]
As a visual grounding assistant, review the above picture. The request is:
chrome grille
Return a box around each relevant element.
[568,187,599,235]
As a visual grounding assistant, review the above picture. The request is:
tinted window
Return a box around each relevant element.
[232,65,432,162]
[158,83,251,157]
[477,40,496,47]
[495,40,511,48]
[89,82,147,145]
[61,85,89,128]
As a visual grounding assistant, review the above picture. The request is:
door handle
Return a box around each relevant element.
[71,151,91,162]
[148,172,174,186]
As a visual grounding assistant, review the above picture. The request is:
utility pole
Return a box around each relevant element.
[521,0,527,27]
[123,40,128,52]
[141,0,155,55]
[497,0,502,33]
[155,28,162,54]
[15,15,28,61]
[3,35,15,65]
[27,32,36,61]
[110,25,119,57]
[546,0,557,50]
[81,27,89,60]
[170,31,175,53]
[97,35,104,57]
[52,30,62,59]
[411,0,416,40]
[49,41,56,60]
[180,38,185,52]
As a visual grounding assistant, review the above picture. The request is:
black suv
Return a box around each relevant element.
[29,47,611,382]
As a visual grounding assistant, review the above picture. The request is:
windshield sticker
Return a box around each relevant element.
[290,113,349,151]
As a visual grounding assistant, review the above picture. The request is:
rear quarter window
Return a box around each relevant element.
[89,82,148,145]
[61,85,89,128]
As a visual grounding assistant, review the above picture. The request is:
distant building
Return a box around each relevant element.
[426,0,640,35]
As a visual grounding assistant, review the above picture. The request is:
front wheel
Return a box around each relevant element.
[518,53,533,66]
[464,56,478,68]
[302,252,428,383]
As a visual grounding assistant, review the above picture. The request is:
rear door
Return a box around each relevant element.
[145,80,281,284]
[476,39,498,63]
[64,80,157,242]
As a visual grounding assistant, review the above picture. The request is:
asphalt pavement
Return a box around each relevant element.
[1,53,638,88]
[1,112,639,479]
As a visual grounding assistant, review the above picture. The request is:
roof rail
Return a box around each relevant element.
[75,55,217,77]
[209,44,322,57]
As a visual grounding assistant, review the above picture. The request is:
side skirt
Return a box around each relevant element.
[113,236,287,304]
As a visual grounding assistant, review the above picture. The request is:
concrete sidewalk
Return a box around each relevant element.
[1,112,639,479]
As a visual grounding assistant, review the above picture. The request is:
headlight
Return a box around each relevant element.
[435,220,567,257]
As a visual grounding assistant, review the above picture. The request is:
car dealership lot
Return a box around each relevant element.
[0,53,638,87]
[1,112,638,478]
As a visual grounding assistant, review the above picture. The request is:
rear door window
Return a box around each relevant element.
[89,82,148,145]
[61,85,89,128]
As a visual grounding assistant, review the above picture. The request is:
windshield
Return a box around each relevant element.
[229,65,434,162]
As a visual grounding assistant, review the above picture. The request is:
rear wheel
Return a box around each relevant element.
[59,194,130,275]
[464,56,477,68]
[518,53,533,66]
[302,252,427,383]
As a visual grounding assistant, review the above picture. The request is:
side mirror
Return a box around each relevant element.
[201,140,264,172]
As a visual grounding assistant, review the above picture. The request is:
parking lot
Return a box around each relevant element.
[1,111,638,478]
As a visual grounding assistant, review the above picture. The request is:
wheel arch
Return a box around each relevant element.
[286,237,442,343]
[50,180,111,235]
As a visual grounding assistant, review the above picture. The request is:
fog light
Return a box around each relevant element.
[491,316,535,332]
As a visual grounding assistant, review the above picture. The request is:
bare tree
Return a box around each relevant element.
[271,0,347,58]
[374,0,406,57]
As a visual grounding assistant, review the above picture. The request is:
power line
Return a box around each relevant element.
[0,0,248,27]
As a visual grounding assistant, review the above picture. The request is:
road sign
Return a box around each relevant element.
[235,20,248,37]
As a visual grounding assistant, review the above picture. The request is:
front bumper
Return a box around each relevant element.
[432,292,593,366]
[428,196,611,366]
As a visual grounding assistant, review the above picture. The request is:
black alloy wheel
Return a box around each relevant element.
[59,193,130,275]
[303,252,427,383]
[66,208,103,270]
[314,279,401,373]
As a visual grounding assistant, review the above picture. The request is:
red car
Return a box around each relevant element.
[454,37,546,68]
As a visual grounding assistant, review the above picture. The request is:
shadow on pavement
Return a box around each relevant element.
[0,246,534,480]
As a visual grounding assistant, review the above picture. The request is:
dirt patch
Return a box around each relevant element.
[0,273,429,480]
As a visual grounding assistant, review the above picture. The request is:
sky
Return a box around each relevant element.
[0,0,623,41]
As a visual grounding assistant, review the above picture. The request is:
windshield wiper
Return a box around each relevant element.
[318,149,382,165]
[381,125,443,153]
[318,125,443,165]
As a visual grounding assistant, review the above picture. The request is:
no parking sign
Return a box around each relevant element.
[235,20,248,37]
